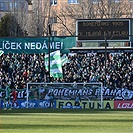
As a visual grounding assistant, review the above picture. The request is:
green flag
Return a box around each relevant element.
[0,50,4,56]
[45,50,63,78]
[61,54,69,66]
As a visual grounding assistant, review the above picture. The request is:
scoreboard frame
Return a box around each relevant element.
[76,19,131,42]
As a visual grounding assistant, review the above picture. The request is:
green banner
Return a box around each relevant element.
[0,37,76,54]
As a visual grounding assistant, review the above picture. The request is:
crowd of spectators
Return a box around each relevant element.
[0,52,133,90]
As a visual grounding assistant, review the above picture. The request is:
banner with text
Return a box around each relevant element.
[0,37,76,54]
[0,99,56,108]
[26,84,133,101]
[114,100,133,109]
[0,99,113,109]
[56,100,114,109]
[0,87,133,100]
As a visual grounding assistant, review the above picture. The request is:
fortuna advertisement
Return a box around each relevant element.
[56,100,114,109]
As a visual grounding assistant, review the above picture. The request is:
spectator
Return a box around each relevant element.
[0,52,132,91]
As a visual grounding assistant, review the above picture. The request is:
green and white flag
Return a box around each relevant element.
[45,50,63,78]
[0,50,4,56]
[61,54,69,66]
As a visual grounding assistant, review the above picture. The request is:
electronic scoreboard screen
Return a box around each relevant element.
[76,19,130,41]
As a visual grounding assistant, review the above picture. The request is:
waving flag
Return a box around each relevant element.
[0,50,4,56]
[61,54,69,66]
[45,50,63,78]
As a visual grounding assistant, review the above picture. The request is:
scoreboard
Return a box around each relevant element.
[76,19,131,42]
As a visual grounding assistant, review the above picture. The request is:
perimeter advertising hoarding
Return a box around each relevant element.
[114,100,133,109]
[1,99,133,109]
[56,100,114,109]
[0,37,76,54]
[76,19,131,42]
[0,100,113,109]
[0,99,56,108]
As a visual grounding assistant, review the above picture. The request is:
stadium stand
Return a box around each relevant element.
[0,52,133,90]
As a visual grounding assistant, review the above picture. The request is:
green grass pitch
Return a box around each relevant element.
[0,109,133,133]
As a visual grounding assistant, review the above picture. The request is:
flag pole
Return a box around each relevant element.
[48,0,51,82]
[48,34,50,82]
[48,23,52,82]
[104,36,107,87]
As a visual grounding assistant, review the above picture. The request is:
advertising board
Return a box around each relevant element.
[0,99,56,108]
[56,100,114,109]
[114,100,133,109]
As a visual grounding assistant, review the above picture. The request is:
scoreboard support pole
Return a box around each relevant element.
[104,36,107,87]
